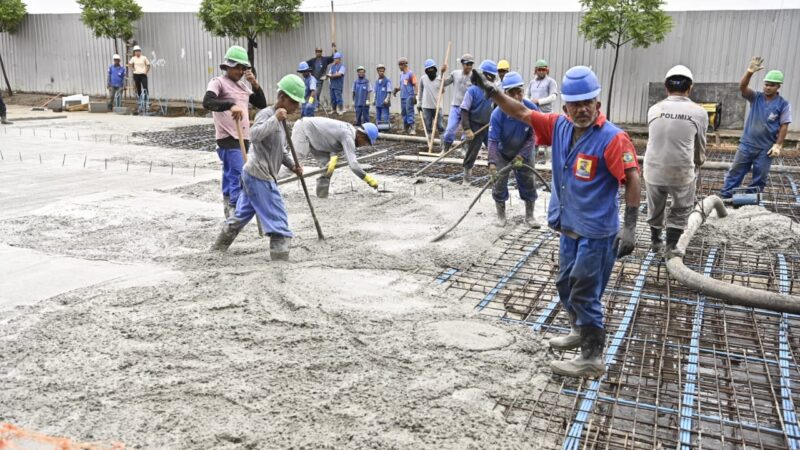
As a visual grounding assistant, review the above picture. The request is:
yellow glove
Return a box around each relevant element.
[308,96,315,104]
[512,156,524,169]
[363,173,379,189]
[464,129,475,141]
[488,164,498,182]
[768,143,782,158]
[326,155,338,176]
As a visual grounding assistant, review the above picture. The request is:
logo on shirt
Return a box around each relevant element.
[574,153,598,181]
[768,112,778,122]
[623,152,634,163]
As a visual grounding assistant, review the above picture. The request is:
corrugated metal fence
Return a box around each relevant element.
[0,10,797,129]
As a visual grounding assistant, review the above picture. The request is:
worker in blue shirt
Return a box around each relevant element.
[352,66,373,126]
[392,57,418,134]
[460,59,497,184]
[297,61,317,118]
[472,65,641,379]
[721,57,792,198]
[107,54,127,111]
[488,71,541,228]
[374,64,392,128]
[327,52,346,115]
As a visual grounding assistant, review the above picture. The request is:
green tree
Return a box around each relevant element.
[77,0,143,55]
[0,0,27,95]
[578,0,673,120]
[198,0,302,75]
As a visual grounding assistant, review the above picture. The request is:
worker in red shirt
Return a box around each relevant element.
[472,65,641,378]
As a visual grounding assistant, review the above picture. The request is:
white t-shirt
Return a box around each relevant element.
[129,55,150,74]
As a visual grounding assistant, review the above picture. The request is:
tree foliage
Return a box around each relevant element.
[0,0,26,34]
[578,0,673,119]
[77,0,143,42]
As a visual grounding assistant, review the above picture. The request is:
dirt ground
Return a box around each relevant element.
[0,106,553,449]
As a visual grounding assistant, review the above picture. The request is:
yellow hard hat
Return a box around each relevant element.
[497,59,510,71]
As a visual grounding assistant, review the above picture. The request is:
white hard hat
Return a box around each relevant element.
[665,64,693,81]
[112,54,121,60]
[132,45,142,51]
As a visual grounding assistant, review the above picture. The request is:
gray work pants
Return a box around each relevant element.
[646,182,696,230]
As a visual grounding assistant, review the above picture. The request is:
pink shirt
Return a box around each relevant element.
[207,75,253,141]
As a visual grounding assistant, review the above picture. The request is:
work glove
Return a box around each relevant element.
[613,206,638,258]
[464,129,475,141]
[383,98,390,105]
[412,97,417,105]
[326,155,339,176]
[768,143,782,158]
[470,69,499,98]
[747,56,765,73]
[363,173,379,189]
[365,99,370,106]
[512,156,524,170]
[308,97,315,104]
[416,106,422,113]
[488,164,498,182]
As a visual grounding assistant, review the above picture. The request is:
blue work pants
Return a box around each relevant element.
[355,105,370,125]
[217,146,245,206]
[226,172,293,238]
[720,143,772,197]
[400,97,415,127]
[556,234,616,329]
[422,107,444,134]
[330,87,343,108]
[375,106,390,124]
[492,152,537,202]
[301,102,316,118]
[442,105,463,145]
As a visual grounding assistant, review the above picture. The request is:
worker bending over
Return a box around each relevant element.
[644,65,707,257]
[291,117,380,198]
[488,71,540,228]
[211,75,306,261]
[472,65,640,378]
[460,59,498,184]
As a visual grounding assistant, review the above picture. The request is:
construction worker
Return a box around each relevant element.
[460,59,498,184]
[644,65,708,257]
[488,71,540,228]
[107,54,127,111]
[720,57,792,198]
[327,52,346,115]
[305,43,337,107]
[291,117,380,198]
[297,62,317,118]
[211,74,306,261]
[0,90,10,125]
[374,64,392,128]
[471,65,641,378]
[128,45,151,98]
[528,59,559,164]
[202,45,267,219]
[392,57,418,134]
[352,66,373,126]
[497,59,510,82]
[441,53,475,152]
[418,58,447,135]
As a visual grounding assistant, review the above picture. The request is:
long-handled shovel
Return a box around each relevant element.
[413,122,490,178]
[281,120,325,240]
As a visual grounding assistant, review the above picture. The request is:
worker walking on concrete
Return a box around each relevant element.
[720,57,792,198]
[374,64,392,128]
[644,65,708,257]
[128,45,151,99]
[202,46,267,219]
[353,66,373,126]
[306,43,337,107]
[392,57,418,134]
[107,54,127,111]
[327,52,346,115]
[488,71,541,228]
[418,58,447,135]
[497,60,510,82]
[291,117,380,198]
[212,74,306,261]
[460,59,498,184]
[472,65,641,378]
[297,62,317,118]
[441,53,475,152]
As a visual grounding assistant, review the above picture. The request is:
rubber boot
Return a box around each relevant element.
[550,326,606,378]
[316,176,331,198]
[1,114,12,125]
[462,168,472,185]
[210,227,240,252]
[548,310,581,350]
[650,227,664,252]
[223,196,233,219]
[270,235,291,261]
[441,141,451,154]
[495,201,507,227]
[525,201,541,229]
[665,227,685,259]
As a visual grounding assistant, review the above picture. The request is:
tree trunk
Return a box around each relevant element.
[606,34,622,121]
[247,36,257,77]
[0,52,12,97]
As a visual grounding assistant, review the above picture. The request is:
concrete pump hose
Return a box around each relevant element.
[666,195,800,314]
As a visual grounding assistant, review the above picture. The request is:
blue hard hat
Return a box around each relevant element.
[561,66,601,102]
[479,59,498,76]
[334,52,343,59]
[501,71,525,90]
[297,61,310,72]
[361,122,379,145]
[424,58,437,70]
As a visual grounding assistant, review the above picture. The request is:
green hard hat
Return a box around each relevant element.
[535,59,548,68]
[221,45,250,68]
[277,74,305,103]
[764,70,784,84]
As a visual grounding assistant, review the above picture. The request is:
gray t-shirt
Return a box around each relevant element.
[418,75,443,109]
[644,96,709,186]
[246,106,295,181]
[299,117,366,179]
[526,76,558,113]
[443,70,472,107]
